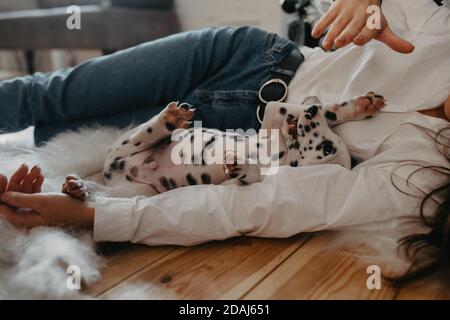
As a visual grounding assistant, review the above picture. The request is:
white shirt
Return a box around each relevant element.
[288,0,450,112]
[93,0,450,245]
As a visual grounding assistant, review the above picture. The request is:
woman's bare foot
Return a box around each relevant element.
[62,174,87,201]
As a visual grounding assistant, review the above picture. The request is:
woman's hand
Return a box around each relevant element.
[0,163,44,194]
[0,192,95,229]
[0,165,94,229]
[312,0,415,54]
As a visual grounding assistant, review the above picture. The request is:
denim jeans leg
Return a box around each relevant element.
[31,27,298,144]
[0,27,257,134]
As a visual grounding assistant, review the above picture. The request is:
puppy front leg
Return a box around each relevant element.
[320,92,386,126]
[129,101,194,147]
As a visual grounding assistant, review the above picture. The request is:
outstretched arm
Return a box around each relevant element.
[0,163,425,245]
[92,164,419,246]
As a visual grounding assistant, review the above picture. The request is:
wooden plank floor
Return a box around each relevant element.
[85,231,448,300]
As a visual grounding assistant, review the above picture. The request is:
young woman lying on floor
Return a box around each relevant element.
[0,0,449,285]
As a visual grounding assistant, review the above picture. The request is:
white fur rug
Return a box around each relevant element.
[0,126,416,299]
[0,126,125,299]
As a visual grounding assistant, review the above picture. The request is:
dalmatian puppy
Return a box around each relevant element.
[62,92,385,200]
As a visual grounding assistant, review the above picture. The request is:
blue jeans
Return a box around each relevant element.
[0,27,298,145]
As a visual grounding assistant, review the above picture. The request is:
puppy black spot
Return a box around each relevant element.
[290,160,298,167]
[165,123,176,131]
[305,105,319,117]
[287,114,294,123]
[272,151,286,161]
[325,111,337,121]
[110,160,120,171]
[147,127,153,134]
[130,166,139,178]
[169,178,177,189]
[313,132,319,138]
[160,177,171,190]
[104,172,111,179]
[321,139,336,156]
[279,107,287,115]
[186,173,197,185]
[304,125,311,133]
[311,122,316,129]
[239,175,248,186]
[143,155,154,165]
[201,173,212,184]
[317,156,323,160]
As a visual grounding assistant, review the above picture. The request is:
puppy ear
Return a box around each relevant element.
[301,96,321,105]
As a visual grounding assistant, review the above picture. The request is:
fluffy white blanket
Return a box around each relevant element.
[0,127,125,299]
[0,126,414,299]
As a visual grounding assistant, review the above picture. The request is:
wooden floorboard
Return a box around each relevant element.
[396,281,450,300]
[85,243,177,296]
[243,232,397,300]
[85,232,447,300]
[97,235,310,299]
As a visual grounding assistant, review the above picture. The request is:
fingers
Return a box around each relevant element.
[6,164,29,192]
[312,8,338,39]
[322,14,352,51]
[0,204,23,227]
[335,15,367,48]
[0,174,7,194]
[376,26,415,54]
[21,165,41,193]
[33,175,45,193]
[4,164,44,194]
[353,25,379,46]
[0,205,45,229]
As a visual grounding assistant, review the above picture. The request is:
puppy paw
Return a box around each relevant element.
[223,150,247,179]
[331,92,386,123]
[162,101,195,131]
[62,174,87,201]
[353,92,386,119]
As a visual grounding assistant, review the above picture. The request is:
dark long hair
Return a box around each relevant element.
[390,126,450,285]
